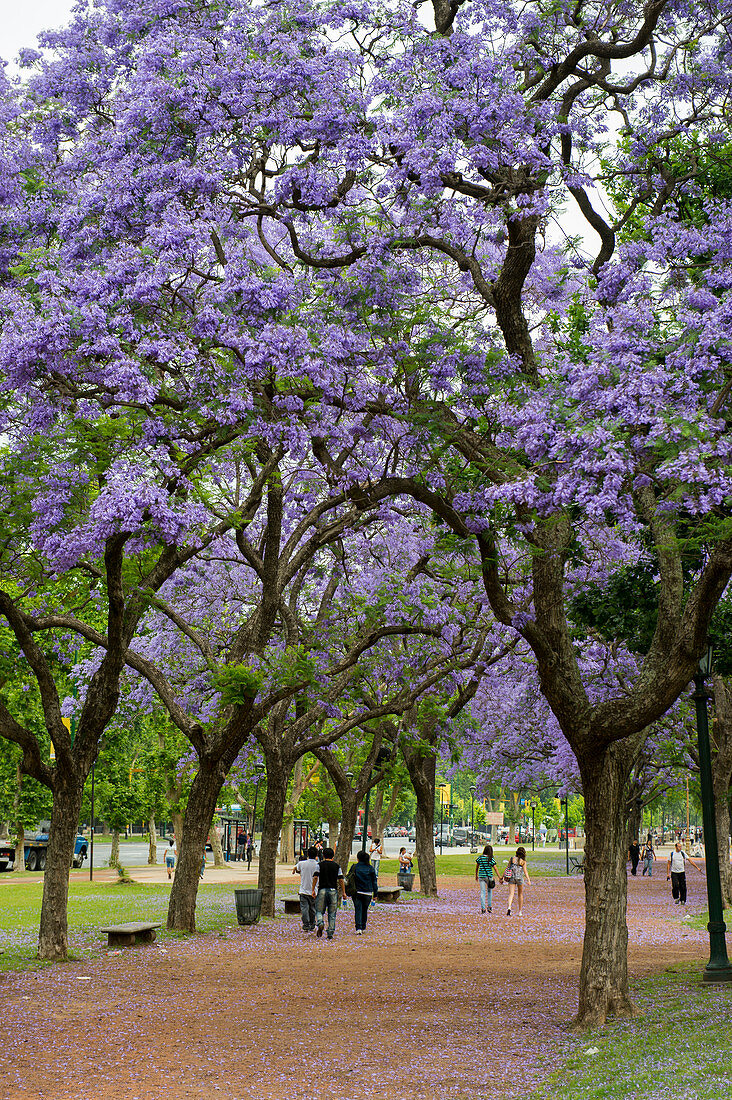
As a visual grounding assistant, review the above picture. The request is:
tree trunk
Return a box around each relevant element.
[12,765,24,874]
[167,761,225,932]
[257,764,289,918]
[172,811,184,845]
[627,793,642,846]
[147,814,157,865]
[37,774,84,960]
[209,824,225,868]
[328,815,340,855]
[574,740,638,1029]
[280,811,295,863]
[334,789,359,874]
[711,675,732,908]
[109,829,120,868]
[402,740,437,897]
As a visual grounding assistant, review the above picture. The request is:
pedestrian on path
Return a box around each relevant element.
[246,836,254,871]
[165,837,177,880]
[293,846,320,932]
[666,841,703,904]
[369,837,383,882]
[312,847,345,939]
[501,846,531,916]
[352,850,378,935]
[475,843,498,913]
[642,836,655,876]
[628,838,641,876]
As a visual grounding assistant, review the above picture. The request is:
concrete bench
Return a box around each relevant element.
[376,887,401,903]
[569,853,585,874]
[283,897,302,914]
[100,921,161,947]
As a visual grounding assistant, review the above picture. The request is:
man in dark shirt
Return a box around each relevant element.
[311,847,345,939]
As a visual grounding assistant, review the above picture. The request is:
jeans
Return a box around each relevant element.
[316,888,339,937]
[300,893,316,931]
[479,879,493,910]
[671,870,687,903]
[371,859,380,883]
[354,893,371,930]
[643,857,653,877]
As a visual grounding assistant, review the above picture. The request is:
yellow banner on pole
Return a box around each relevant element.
[439,784,451,805]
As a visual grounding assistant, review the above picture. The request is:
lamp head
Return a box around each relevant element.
[699,646,714,678]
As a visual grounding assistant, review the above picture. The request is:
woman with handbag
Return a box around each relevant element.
[501,846,531,916]
[475,843,499,913]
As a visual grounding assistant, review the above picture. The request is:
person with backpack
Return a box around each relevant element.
[666,840,704,904]
[347,850,378,935]
[475,843,498,913]
[312,847,346,939]
[501,846,531,916]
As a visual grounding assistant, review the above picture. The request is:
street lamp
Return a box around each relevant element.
[692,647,732,983]
[469,785,476,851]
[530,801,537,852]
[439,784,446,856]
[563,797,570,876]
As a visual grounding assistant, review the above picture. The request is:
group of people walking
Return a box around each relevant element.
[475,844,531,916]
[293,846,380,939]
[629,835,705,904]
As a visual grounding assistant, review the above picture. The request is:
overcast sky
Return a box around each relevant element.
[1,1,75,66]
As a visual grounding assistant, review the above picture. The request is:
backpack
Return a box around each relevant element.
[344,863,357,898]
[503,861,514,881]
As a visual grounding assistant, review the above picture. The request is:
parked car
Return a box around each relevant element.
[451,827,470,847]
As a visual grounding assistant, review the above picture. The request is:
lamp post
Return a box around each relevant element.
[563,797,570,876]
[692,647,732,983]
[250,763,265,850]
[469,785,476,850]
[530,801,536,852]
[439,785,446,856]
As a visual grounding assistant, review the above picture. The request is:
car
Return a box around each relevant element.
[451,828,470,847]
[408,828,416,841]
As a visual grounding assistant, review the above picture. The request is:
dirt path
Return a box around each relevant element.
[0,873,707,1100]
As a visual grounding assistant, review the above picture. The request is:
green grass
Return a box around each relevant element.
[0,879,245,972]
[530,963,732,1100]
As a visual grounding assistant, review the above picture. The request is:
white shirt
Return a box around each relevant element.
[295,858,319,894]
[670,849,687,873]
[370,843,382,861]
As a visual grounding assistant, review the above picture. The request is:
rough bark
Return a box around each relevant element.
[627,794,642,846]
[257,763,289,918]
[401,738,438,897]
[37,774,84,959]
[167,759,227,932]
[573,739,641,1029]
[172,811,184,845]
[328,815,340,855]
[370,781,402,844]
[148,814,157,865]
[209,824,225,868]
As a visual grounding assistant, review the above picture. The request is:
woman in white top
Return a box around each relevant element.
[369,838,383,882]
[501,846,531,916]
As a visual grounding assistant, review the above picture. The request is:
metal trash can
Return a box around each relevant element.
[234,888,263,926]
[397,872,415,891]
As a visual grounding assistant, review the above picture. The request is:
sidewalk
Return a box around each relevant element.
[66,860,297,885]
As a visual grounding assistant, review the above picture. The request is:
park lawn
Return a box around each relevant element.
[531,963,732,1100]
[0,879,244,972]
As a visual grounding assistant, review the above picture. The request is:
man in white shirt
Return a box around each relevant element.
[292,846,320,932]
[666,841,703,905]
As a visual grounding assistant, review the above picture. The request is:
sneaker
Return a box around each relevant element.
[327,934,334,939]
[480,908,486,914]
[518,911,523,916]
[316,925,324,937]
[487,907,492,913]
[355,929,362,935]
[507,909,511,916]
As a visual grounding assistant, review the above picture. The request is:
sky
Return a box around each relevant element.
[1,0,75,66]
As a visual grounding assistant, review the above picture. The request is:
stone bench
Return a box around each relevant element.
[100,921,161,947]
[376,887,401,903]
[283,897,302,914]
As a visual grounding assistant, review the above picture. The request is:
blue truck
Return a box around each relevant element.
[0,823,89,871]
